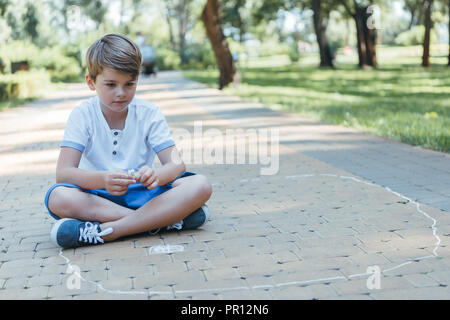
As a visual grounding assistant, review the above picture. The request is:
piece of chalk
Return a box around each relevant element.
[128,169,136,177]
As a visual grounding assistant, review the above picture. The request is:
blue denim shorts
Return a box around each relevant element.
[44,171,196,220]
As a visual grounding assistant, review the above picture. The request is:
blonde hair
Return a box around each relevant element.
[86,34,142,81]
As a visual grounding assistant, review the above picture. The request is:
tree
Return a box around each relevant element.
[251,0,296,40]
[252,0,335,68]
[422,0,433,67]
[222,0,263,44]
[79,0,107,29]
[403,0,426,29]
[201,0,236,89]
[339,0,377,68]
[176,0,190,63]
[23,2,38,43]
[162,0,177,51]
[161,0,197,63]
[448,0,449,66]
[56,0,106,34]
[0,0,9,17]
[311,0,334,67]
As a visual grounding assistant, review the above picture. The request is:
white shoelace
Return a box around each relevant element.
[166,221,183,231]
[149,220,183,235]
[79,222,113,244]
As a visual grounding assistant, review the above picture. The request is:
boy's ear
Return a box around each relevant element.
[85,74,96,91]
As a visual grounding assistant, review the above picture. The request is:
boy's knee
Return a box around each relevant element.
[48,186,79,214]
[195,174,212,201]
[173,174,212,201]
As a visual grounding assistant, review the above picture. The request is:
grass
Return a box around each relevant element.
[183,45,450,153]
[0,70,57,112]
[0,76,65,112]
[0,97,37,112]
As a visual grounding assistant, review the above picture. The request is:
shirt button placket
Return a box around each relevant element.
[113,131,119,155]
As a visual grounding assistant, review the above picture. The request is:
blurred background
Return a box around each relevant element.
[0,0,448,152]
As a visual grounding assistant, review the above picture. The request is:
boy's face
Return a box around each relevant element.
[86,67,138,113]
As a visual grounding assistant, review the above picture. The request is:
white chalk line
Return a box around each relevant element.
[57,173,441,297]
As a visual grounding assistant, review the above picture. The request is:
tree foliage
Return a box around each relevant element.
[23,2,38,42]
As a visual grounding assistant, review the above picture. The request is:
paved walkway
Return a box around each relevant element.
[0,71,449,300]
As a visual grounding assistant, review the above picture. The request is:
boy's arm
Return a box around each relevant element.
[56,147,107,189]
[135,146,186,189]
[154,146,186,186]
[56,147,136,195]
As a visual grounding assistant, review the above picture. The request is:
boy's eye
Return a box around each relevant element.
[126,82,136,87]
[106,83,115,87]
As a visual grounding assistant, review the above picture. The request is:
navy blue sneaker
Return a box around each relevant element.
[50,218,113,248]
[181,205,211,230]
[149,205,211,235]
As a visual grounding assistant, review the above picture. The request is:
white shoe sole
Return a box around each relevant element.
[201,205,211,226]
[50,218,75,247]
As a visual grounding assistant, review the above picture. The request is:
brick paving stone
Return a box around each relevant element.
[0,286,50,299]
[380,260,435,277]
[71,291,148,300]
[203,267,241,281]
[2,276,29,290]
[146,285,174,299]
[46,282,98,299]
[152,261,187,274]
[39,264,67,279]
[27,274,63,289]
[80,269,109,282]
[381,248,436,263]
[144,270,205,288]
[218,288,273,300]
[177,277,248,292]
[0,250,35,261]
[96,277,134,291]
[331,278,374,296]
[403,273,440,288]
[208,253,275,269]
[370,286,450,300]
[269,283,338,300]
[243,275,277,289]
[333,294,373,300]
[0,264,42,279]
[426,270,450,286]
[108,264,153,279]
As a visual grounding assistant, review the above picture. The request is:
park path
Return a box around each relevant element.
[0,71,449,300]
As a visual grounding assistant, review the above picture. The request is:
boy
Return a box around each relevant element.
[45,34,212,249]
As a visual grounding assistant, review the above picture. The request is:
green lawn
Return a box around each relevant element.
[183,45,450,153]
[0,97,36,112]
[0,70,59,112]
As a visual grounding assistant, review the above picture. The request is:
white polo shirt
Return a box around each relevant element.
[61,96,175,172]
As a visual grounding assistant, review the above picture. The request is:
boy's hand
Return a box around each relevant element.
[136,165,160,190]
[103,170,136,195]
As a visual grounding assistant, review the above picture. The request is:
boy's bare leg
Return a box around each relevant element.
[48,187,134,223]
[100,174,212,242]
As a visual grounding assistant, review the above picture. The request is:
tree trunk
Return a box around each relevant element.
[407,6,416,30]
[201,0,236,89]
[164,0,177,51]
[353,5,377,68]
[422,0,433,67]
[177,0,189,64]
[448,0,449,66]
[311,0,334,68]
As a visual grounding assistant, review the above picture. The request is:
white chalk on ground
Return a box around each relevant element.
[148,244,185,255]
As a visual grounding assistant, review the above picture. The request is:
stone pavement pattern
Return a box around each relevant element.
[0,71,449,300]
